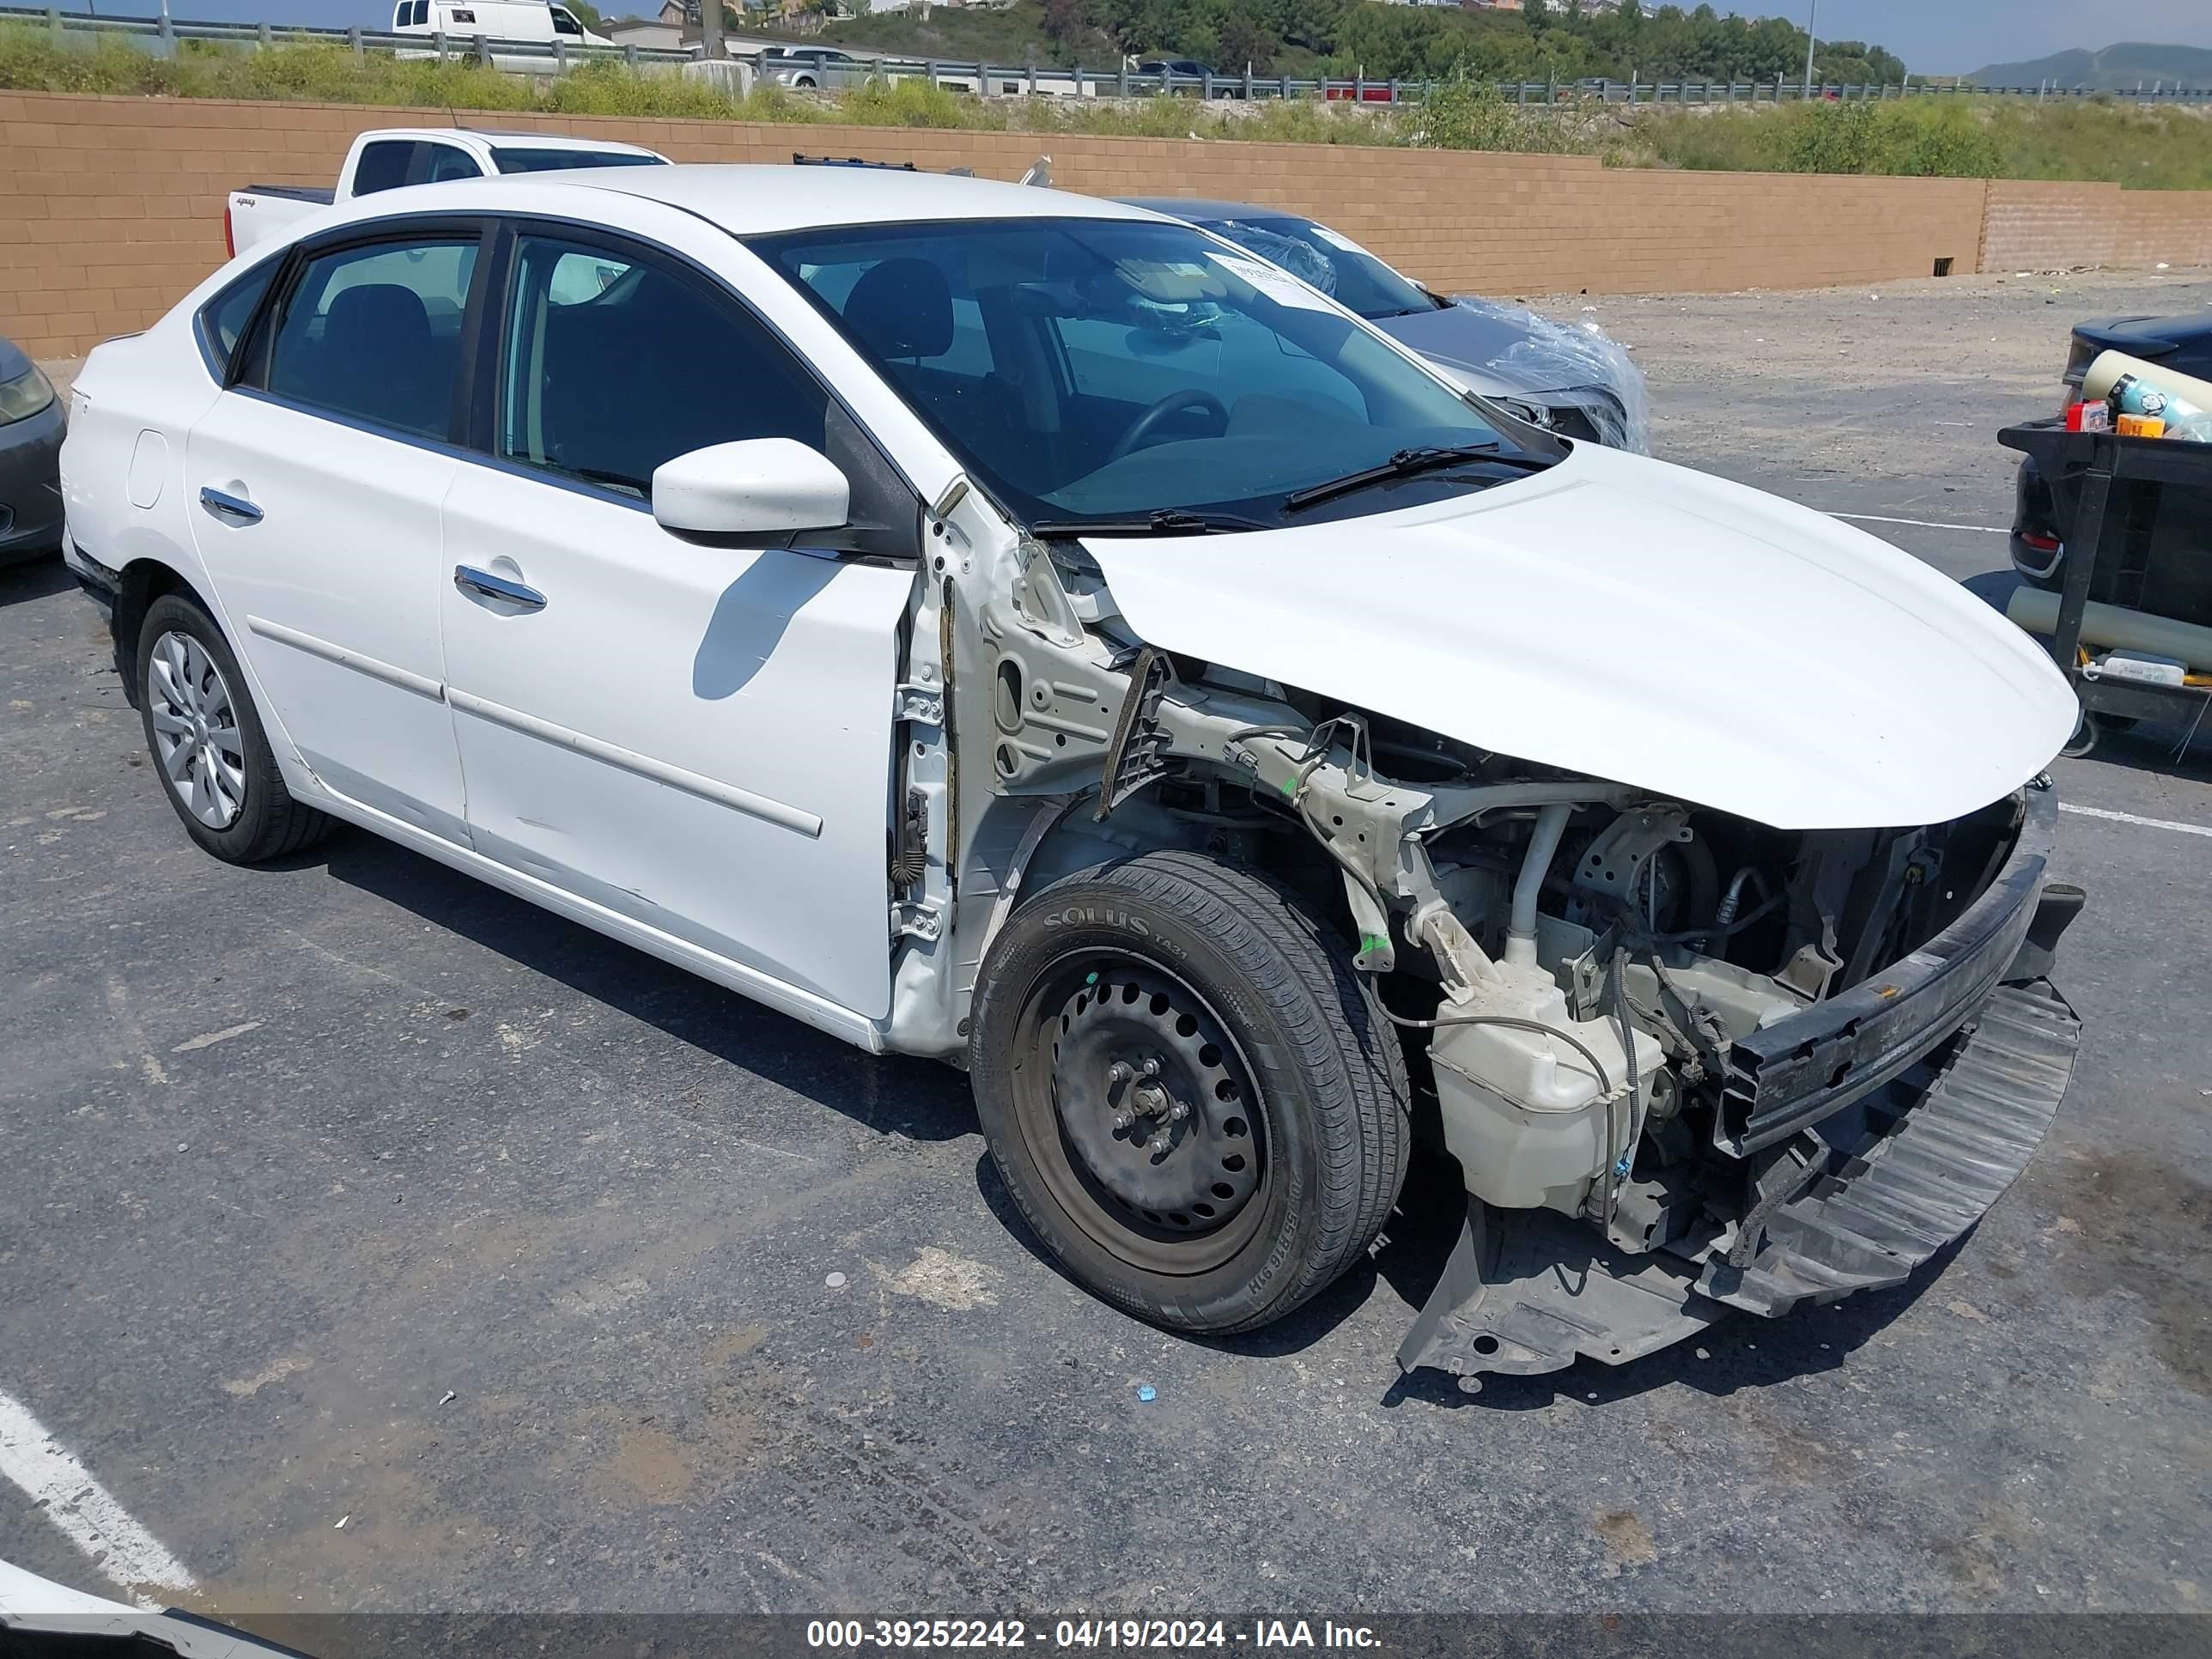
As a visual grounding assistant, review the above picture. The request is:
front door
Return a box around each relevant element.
[186,224,487,840]
[439,227,917,1021]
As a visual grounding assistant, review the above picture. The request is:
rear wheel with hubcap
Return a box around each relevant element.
[137,592,333,863]
[970,850,1409,1334]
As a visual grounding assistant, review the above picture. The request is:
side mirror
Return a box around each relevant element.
[651,439,849,538]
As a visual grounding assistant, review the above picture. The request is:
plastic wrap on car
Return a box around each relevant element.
[1208,222,1651,456]
[1215,225,1338,294]
[1446,295,1652,455]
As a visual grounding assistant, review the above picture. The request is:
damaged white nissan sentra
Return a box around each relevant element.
[61,167,2087,1384]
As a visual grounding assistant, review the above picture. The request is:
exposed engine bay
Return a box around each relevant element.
[890,518,2083,1385]
[1120,670,2037,1225]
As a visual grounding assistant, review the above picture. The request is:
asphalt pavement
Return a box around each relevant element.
[2,270,2209,1624]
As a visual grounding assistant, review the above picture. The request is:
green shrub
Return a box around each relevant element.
[1784,100,1879,173]
[1415,70,1522,150]
[841,72,985,129]
[1877,101,2002,177]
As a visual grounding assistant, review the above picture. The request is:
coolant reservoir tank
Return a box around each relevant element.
[1429,963,1662,1215]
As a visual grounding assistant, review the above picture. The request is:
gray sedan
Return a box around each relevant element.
[0,334,66,566]
[1121,198,1649,453]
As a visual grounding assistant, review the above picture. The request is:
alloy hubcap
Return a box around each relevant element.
[1048,966,1260,1232]
[147,630,246,830]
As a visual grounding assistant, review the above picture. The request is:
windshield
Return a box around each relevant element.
[750,217,1559,532]
[1196,215,1438,322]
[491,149,666,174]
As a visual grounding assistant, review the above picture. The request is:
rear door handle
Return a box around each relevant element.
[199,486,262,524]
[454,565,546,611]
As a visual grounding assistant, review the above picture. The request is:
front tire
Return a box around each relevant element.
[969,851,1410,1334]
[137,592,333,863]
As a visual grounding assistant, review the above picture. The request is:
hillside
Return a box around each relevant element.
[1969,42,2212,90]
[750,0,1906,84]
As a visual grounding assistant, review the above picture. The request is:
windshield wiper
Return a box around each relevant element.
[1281,441,1528,513]
[1030,508,1268,538]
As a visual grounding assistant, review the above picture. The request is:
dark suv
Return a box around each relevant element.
[1135,57,1222,92]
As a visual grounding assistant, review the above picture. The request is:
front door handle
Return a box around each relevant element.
[454,565,546,611]
[199,486,262,524]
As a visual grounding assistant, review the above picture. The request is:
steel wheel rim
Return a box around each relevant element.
[1011,949,1271,1277]
[147,630,246,830]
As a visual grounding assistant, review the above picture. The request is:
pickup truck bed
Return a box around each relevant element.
[241,184,337,204]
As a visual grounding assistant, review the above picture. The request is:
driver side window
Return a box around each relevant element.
[497,234,830,499]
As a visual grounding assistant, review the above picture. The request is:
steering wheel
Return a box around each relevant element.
[1107,390,1230,463]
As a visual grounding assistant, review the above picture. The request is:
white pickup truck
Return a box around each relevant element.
[223,128,669,257]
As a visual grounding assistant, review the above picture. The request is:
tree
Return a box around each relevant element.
[1051,0,1910,88]
[1218,13,1275,74]
[1042,0,1089,53]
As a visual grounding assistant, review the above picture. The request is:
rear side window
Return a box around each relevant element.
[261,236,480,440]
[351,141,416,196]
[355,141,481,195]
[492,149,665,174]
[196,257,280,380]
[422,144,480,184]
[495,234,828,497]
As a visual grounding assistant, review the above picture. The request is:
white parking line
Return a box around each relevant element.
[2060,802,2212,839]
[0,1390,197,1601]
[1828,512,2010,534]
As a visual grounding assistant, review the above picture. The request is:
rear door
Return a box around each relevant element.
[185,218,489,840]
[438,222,920,1019]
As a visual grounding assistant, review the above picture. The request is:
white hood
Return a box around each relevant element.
[1082,443,2076,830]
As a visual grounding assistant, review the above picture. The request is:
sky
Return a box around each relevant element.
[70,0,2212,76]
[1725,1,2212,76]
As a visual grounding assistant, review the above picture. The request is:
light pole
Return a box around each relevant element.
[1802,0,1818,99]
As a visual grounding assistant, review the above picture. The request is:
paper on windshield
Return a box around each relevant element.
[1206,252,1335,313]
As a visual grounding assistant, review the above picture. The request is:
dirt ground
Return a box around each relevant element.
[1534,266,2212,520]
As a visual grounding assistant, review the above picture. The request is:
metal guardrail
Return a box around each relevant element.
[6,6,2210,104]
[791,63,2212,106]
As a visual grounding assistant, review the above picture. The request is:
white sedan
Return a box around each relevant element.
[60,167,2082,1382]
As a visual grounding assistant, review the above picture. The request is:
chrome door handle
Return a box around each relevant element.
[199,486,262,524]
[453,565,546,611]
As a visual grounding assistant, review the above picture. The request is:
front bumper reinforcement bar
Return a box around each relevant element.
[1398,978,2081,1388]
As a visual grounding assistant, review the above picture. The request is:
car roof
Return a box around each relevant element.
[551,163,1158,236]
[374,127,661,156]
[1117,197,1289,224]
